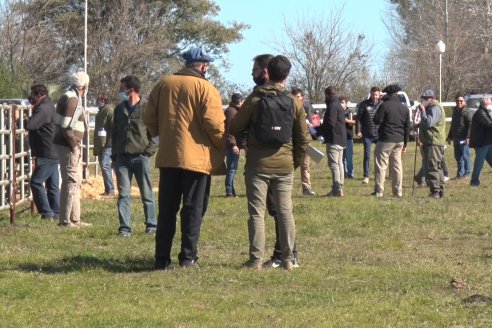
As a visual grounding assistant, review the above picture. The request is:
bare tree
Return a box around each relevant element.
[385,0,492,100]
[0,0,247,99]
[274,6,372,103]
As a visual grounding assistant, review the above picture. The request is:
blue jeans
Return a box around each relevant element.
[471,145,492,186]
[115,154,157,234]
[30,157,60,218]
[363,136,378,178]
[343,138,354,178]
[453,139,471,177]
[98,147,114,193]
[225,147,239,195]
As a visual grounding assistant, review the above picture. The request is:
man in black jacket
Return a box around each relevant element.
[469,98,492,186]
[372,85,410,197]
[26,84,60,220]
[317,86,347,197]
[446,93,473,179]
[356,86,381,184]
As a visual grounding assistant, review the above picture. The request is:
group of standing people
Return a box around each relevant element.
[25,45,492,272]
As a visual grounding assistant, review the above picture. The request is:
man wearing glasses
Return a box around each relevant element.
[446,94,473,179]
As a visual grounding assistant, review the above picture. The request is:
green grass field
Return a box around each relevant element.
[1,142,491,327]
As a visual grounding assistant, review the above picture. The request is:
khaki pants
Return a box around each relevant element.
[56,145,82,225]
[245,169,295,262]
[327,144,344,192]
[300,153,311,191]
[374,141,404,195]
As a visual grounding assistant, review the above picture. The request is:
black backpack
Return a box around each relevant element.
[254,91,294,144]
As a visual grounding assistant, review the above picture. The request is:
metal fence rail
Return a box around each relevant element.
[0,105,33,223]
[1,105,98,224]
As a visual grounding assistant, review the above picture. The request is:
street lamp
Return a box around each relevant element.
[435,40,446,102]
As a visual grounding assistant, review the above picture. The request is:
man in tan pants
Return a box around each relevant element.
[372,85,410,197]
[54,72,92,227]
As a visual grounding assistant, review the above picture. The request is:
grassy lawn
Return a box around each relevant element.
[1,142,491,327]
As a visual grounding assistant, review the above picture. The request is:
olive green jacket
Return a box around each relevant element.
[112,100,157,157]
[93,104,115,155]
[229,82,310,174]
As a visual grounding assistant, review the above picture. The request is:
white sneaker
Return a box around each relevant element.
[362,177,369,184]
[444,176,449,182]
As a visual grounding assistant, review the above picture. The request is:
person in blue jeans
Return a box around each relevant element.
[112,75,158,236]
[93,93,115,196]
[26,84,60,220]
[341,96,355,178]
[469,98,492,186]
[356,87,381,184]
[446,94,473,179]
[224,92,245,197]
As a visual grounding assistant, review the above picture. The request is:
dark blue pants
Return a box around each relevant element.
[363,136,378,178]
[155,168,211,266]
[30,157,60,218]
[225,147,239,195]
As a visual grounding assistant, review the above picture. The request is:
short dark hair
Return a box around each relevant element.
[120,75,141,93]
[339,96,349,103]
[455,92,465,100]
[325,86,338,98]
[267,55,291,82]
[97,93,110,104]
[291,88,304,97]
[253,54,274,69]
[31,84,49,96]
[370,86,380,93]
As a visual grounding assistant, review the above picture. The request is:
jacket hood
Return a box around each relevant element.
[254,82,286,96]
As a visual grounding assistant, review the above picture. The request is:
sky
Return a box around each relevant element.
[214,0,392,89]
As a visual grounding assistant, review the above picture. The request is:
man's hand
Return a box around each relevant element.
[466,138,470,145]
[232,146,240,155]
[402,147,407,153]
[357,132,362,138]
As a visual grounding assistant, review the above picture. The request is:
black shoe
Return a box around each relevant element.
[439,190,444,198]
[154,259,171,271]
[429,192,441,199]
[180,260,199,269]
[263,257,281,269]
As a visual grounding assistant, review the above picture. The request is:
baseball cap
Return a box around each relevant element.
[420,90,436,98]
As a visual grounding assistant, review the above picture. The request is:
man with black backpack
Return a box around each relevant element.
[230,55,310,270]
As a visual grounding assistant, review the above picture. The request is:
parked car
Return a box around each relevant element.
[464,94,492,111]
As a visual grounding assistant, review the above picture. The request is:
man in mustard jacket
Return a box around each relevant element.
[144,47,225,270]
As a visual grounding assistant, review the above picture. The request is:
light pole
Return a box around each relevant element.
[435,40,446,102]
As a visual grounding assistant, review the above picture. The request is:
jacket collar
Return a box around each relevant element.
[174,67,207,80]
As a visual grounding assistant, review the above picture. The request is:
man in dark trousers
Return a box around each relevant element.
[372,84,410,198]
[145,47,225,269]
[26,84,60,220]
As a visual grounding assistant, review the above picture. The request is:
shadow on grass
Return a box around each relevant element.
[16,254,154,274]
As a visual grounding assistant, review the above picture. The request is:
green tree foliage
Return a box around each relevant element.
[0,0,247,98]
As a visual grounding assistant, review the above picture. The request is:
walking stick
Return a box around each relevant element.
[412,135,418,197]
[411,105,421,198]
